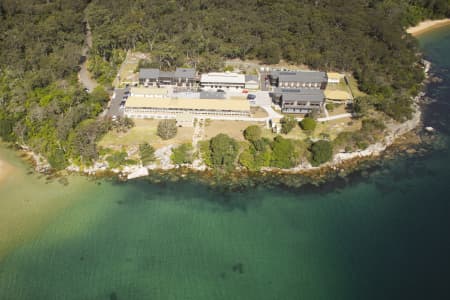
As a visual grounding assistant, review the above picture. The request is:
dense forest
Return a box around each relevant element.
[85,0,449,120]
[0,0,449,169]
[0,0,111,168]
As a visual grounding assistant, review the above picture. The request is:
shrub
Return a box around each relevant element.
[310,140,333,166]
[106,151,128,168]
[209,134,239,169]
[300,117,317,131]
[325,103,335,111]
[270,136,299,169]
[139,143,155,165]
[199,140,212,167]
[243,125,262,142]
[157,119,177,140]
[280,116,297,134]
[171,143,194,165]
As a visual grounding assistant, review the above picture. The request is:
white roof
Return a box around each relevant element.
[200,72,245,84]
[130,87,168,95]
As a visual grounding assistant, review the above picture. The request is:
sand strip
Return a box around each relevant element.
[407,19,450,36]
[0,159,15,185]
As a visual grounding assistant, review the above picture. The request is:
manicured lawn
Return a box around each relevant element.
[204,120,264,141]
[99,119,194,149]
[261,117,361,141]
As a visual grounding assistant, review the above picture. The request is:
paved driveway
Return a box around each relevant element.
[107,88,128,117]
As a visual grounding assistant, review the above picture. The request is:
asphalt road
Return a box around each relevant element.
[78,21,98,92]
[107,88,129,117]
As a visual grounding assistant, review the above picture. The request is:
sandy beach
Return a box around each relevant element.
[0,159,15,185]
[407,19,450,36]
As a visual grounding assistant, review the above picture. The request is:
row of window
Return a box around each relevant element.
[279,82,322,88]
[125,108,249,117]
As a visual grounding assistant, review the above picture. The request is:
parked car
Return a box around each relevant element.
[247,94,256,100]
[217,89,225,93]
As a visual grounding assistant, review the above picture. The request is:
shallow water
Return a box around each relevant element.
[0,27,449,300]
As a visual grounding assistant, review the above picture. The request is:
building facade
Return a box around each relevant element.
[124,97,250,119]
[139,68,196,87]
[200,72,246,90]
[273,88,325,114]
[269,71,328,89]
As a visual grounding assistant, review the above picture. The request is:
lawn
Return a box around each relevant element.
[251,107,269,118]
[204,120,264,141]
[261,117,361,141]
[99,119,194,149]
[326,103,349,116]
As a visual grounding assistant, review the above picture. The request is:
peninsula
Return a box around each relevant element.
[0,0,449,180]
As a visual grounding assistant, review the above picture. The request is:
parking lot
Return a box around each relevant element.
[107,87,129,118]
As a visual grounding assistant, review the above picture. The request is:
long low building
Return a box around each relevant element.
[130,87,169,98]
[272,88,325,114]
[200,72,246,90]
[269,70,328,89]
[124,96,251,118]
[139,68,196,87]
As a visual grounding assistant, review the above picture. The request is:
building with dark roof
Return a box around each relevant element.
[139,68,196,87]
[272,89,325,114]
[269,71,328,89]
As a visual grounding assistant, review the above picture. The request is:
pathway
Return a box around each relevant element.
[78,20,98,92]
[192,119,206,150]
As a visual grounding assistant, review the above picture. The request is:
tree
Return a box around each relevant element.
[157,119,177,140]
[310,140,333,166]
[353,96,372,117]
[270,136,299,169]
[280,116,297,134]
[171,143,194,165]
[106,151,128,168]
[300,117,317,132]
[209,134,239,169]
[243,125,262,142]
[139,143,155,165]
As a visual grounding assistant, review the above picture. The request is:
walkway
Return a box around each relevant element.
[78,20,98,92]
[192,119,206,150]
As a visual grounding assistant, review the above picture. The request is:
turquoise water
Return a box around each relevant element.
[0,28,450,299]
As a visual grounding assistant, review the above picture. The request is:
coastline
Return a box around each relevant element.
[22,89,426,182]
[11,28,442,182]
[0,158,15,185]
[407,19,450,36]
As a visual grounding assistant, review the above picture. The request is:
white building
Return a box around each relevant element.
[200,72,245,90]
[130,87,169,98]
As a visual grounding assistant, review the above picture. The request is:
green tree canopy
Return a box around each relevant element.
[209,134,239,169]
[157,119,177,140]
[280,116,297,134]
[171,143,194,165]
[243,125,262,142]
[139,143,155,165]
[310,140,333,166]
[300,117,317,132]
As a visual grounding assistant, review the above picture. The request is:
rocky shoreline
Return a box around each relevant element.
[17,60,434,184]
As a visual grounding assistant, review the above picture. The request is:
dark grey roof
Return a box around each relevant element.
[200,91,226,99]
[139,68,160,79]
[158,71,175,78]
[281,90,325,103]
[274,88,303,94]
[279,71,327,83]
[175,68,196,79]
[245,75,258,82]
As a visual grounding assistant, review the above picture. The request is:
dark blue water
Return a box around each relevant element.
[0,27,449,300]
